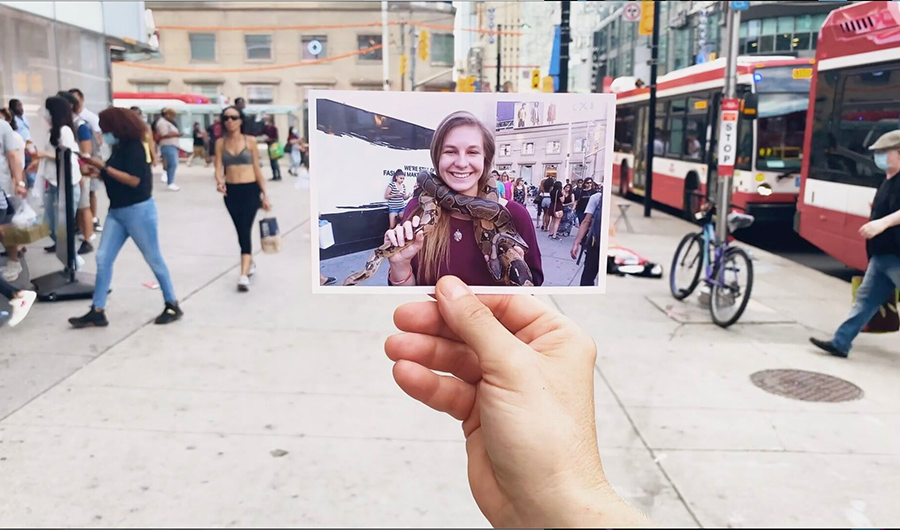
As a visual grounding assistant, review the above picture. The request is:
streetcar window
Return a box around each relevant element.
[615,106,636,152]
[668,116,685,158]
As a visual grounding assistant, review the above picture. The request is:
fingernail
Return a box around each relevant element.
[440,276,471,300]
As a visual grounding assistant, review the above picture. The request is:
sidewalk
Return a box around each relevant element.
[1,167,898,527]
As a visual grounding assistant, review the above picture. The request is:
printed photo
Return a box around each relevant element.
[309,90,616,294]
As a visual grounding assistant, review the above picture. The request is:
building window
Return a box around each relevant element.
[302,35,327,60]
[136,83,167,93]
[191,84,220,97]
[523,142,534,155]
[520,164,534,184]
[546,140,561,154]
[499,143,511,157]
[189,33,216,61]
[245,34,273,61]
[358,35,383,61]
[247,85,274,104]
[574,138,587,153]
[431,33,454,66]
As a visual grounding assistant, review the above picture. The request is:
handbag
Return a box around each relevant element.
[268,142,284,161]
[851,275,900,333]
[259,213,281,254]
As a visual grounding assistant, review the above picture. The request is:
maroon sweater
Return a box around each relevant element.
[398,197,544,286]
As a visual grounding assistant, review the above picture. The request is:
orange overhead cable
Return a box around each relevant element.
[115,44,383,73]
[154,20,523,36]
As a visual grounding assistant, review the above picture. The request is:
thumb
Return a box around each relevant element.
[435,276,527,380]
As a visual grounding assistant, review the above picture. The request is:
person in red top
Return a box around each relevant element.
[384,110,543,287]
[261,114,281,181]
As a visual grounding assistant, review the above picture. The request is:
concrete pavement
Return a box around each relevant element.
[1,164,898,527]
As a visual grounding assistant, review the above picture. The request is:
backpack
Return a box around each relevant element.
[75,117,100,157]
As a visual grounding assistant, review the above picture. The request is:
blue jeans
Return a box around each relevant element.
[832,255,900,354]
[43,184,81,244]
[93,198,176,309]
[160,145,179,185]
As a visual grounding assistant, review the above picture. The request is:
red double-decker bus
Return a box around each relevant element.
[612,56,813,222]
[796,1,900,271]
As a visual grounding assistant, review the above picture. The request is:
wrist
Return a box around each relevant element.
[388,263,413,284]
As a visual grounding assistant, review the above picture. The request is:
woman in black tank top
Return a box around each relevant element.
[214,106,272,292]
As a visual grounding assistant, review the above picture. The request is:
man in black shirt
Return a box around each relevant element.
[811,130,900,357]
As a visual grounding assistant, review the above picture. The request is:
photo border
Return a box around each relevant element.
[309,90,616,295]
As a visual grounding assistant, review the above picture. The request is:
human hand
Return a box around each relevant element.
[14,181,27,198]
[216,181,227,195]
[859,219,887,239]
[385,216,425,265]
[571,242,580,260]
[385,276,652,528]
[79,155,105,170]
[262,197,272,211]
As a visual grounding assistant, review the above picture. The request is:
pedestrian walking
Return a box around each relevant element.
[188,122,207,167]
[214,106,272,292]
[206,115,222,166]
[70,107,183,328]
[558,183,576,237]
[261,114,282,181]
[0,113,27,281]
[32,96,84,257]
[570,186,604,286]
[155,108,181,191]
[287,126,302,176]
[538,175,555,231]
[548,180,565,240]
[810,130,900,357]
[68,88,104,234]
[575,177,598,226]
[513,177,527,206]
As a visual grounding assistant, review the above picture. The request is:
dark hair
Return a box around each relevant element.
[553,180,563,192]
[393,169,404,179]
[9,99,22,115]
[68,88,84,100]
[57,90,80,112]
[0,108,14,129]
[220,105,246,135]
[129,106,141,112]
[46,96,74,147]
[98,107,146,142]
[234,97,245,105]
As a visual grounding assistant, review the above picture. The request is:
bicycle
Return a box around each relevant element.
[669,202,755,328]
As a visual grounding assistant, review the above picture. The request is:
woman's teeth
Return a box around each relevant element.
[451,172,472,179]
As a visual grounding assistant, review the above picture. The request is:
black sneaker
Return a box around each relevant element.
[154,302,183,325]
[77,240,94,255]
[69,307,109,328]
[44,244,56,253]
[809,337,848,358]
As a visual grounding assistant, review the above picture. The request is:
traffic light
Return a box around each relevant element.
[531,69,540,90]
[418,29,429,61]
[400,54,407,76]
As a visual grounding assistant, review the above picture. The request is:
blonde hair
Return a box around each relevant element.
[418,111,496,284]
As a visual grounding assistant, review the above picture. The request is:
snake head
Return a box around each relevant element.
[488,258,502,281]
[507,259,534,286]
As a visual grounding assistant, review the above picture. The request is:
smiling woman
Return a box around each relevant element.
[380,110,544,287]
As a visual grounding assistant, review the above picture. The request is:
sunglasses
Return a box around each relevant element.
[223,115,241,122]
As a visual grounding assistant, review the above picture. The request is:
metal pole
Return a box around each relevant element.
[716,4,741,242]
[496,24,502,91]
[559,1,571,92]
[410,27,417,92]
[643,1,660,218]
[381,1,390,91]
[400,22,406,91]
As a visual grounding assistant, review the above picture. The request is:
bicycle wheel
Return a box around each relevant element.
[710,247,754,328]
[670,232,703,300]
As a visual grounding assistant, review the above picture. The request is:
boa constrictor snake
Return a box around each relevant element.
[343,170,534,286]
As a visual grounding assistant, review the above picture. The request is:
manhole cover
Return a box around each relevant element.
[750,369,863,402]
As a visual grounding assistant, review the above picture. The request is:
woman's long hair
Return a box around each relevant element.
[419,110,496,285]
[46,96,74,148]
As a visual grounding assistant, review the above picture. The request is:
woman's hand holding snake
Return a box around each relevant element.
[386,215,425,266]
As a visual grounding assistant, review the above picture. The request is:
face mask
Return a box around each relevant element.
[43,109,51,125]
[102,133,118,146]
[874,152,888,171]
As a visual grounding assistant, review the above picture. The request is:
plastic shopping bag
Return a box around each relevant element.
[11,201,38,229]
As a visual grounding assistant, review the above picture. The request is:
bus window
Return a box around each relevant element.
[615,106,635,152]
[756,92,807,171]
[684,116,705,160]
[668,116,685,158]
[809,71,839,182]
[831,67,900,188]
[736,118,753,171]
